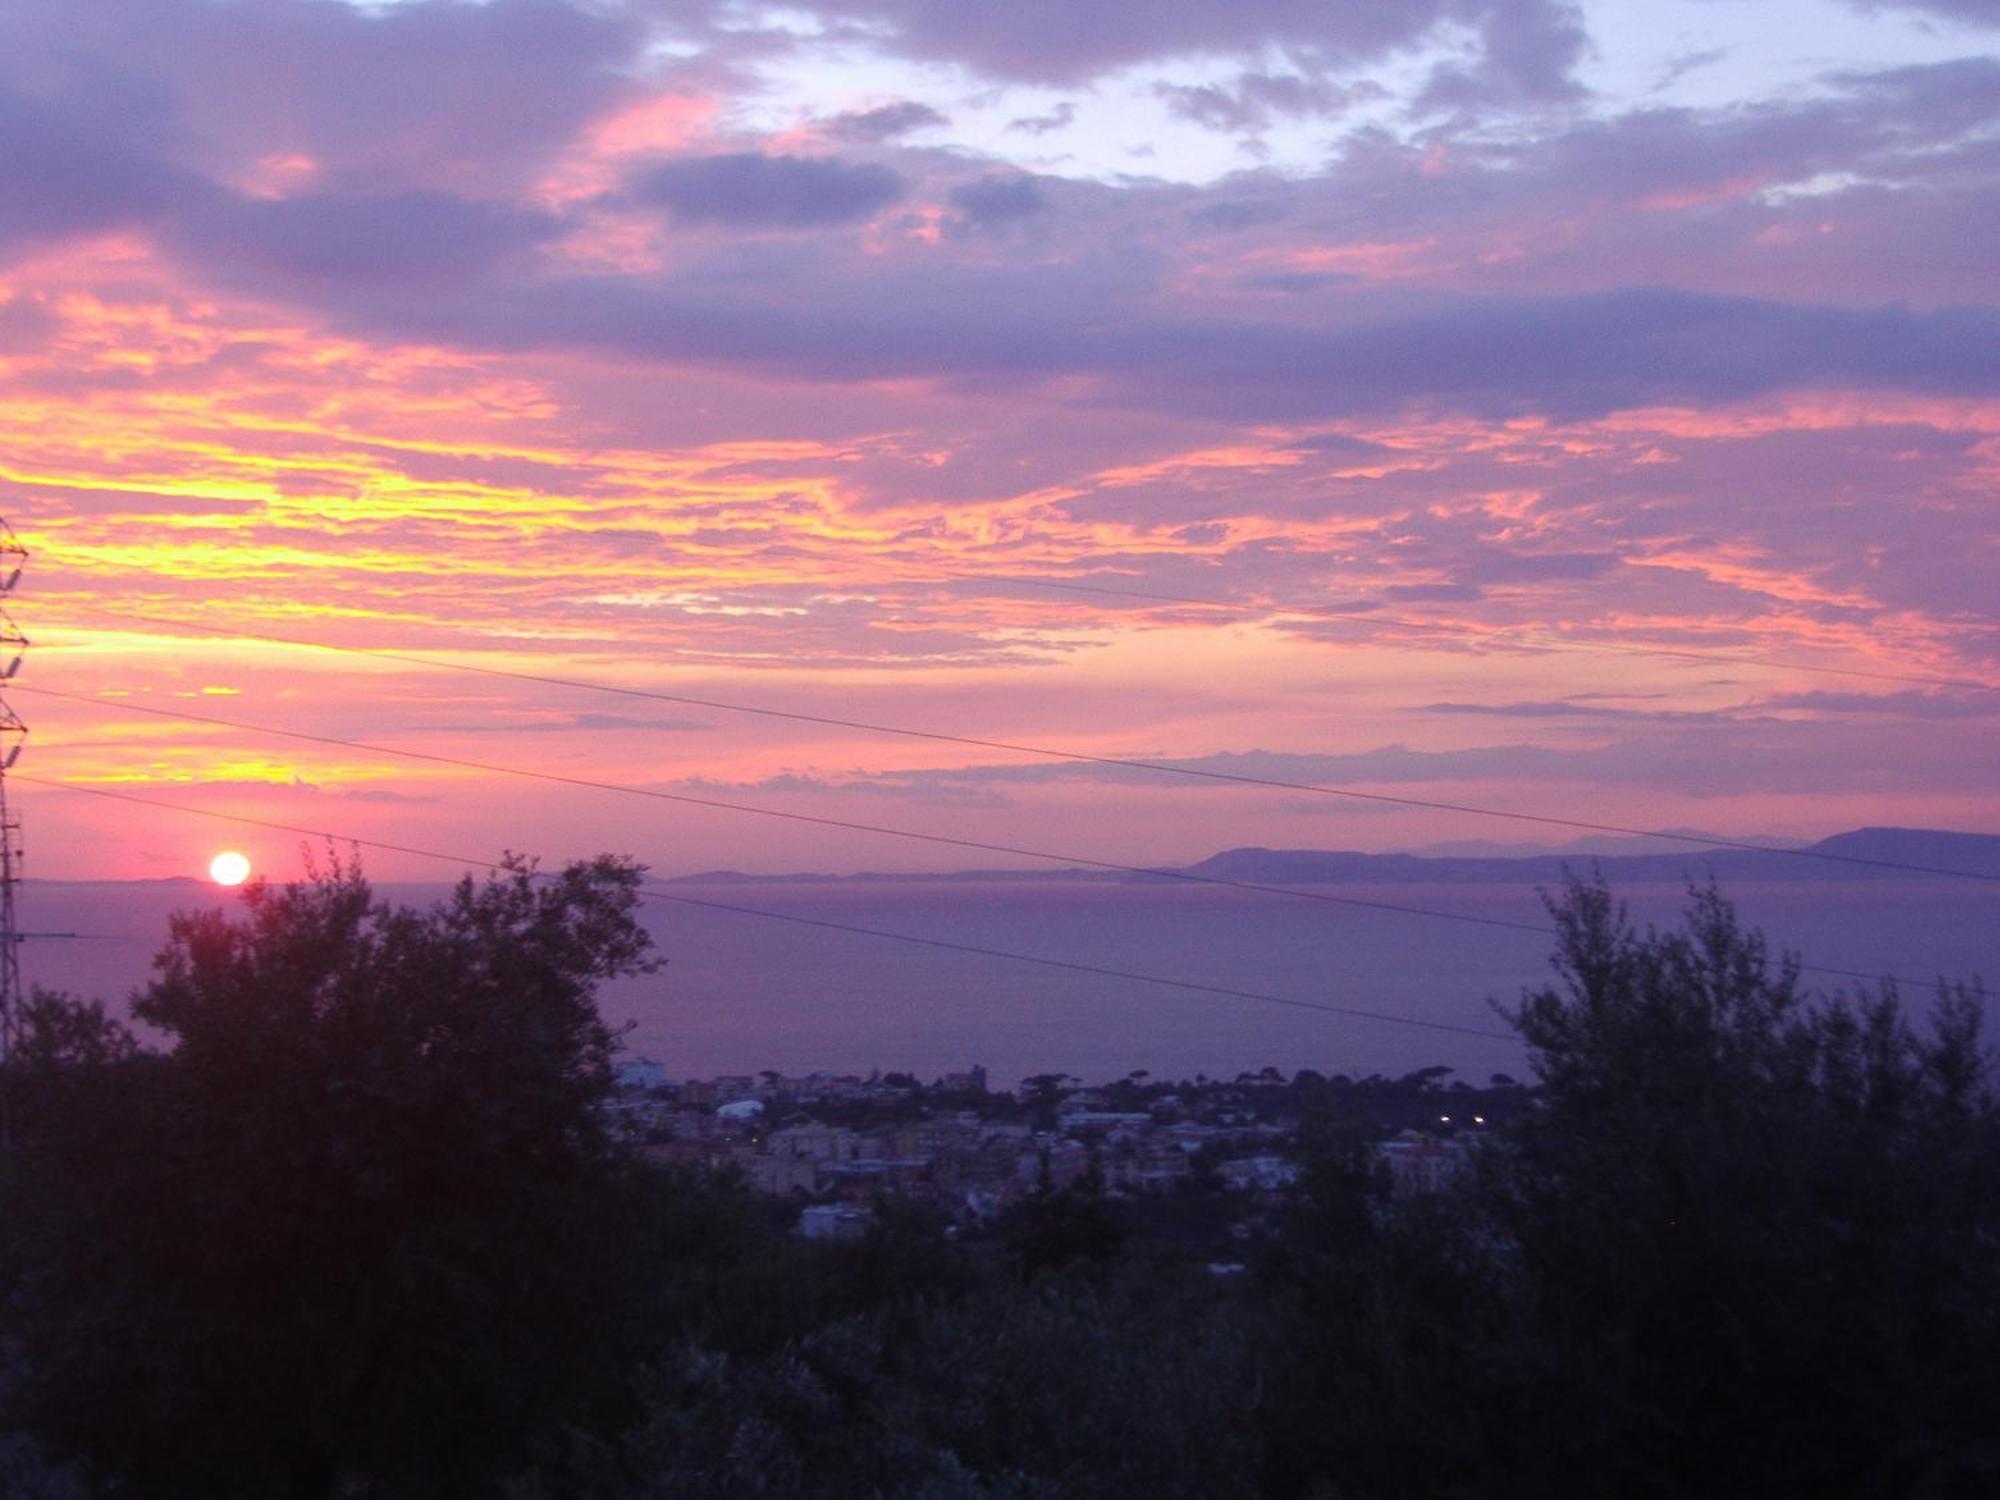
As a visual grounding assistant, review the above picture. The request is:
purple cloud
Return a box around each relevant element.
[1845,0,2000,23]
[0,0,639,194]
[791,0,1589,91]
[1285,432,1393,456]
[0,81,193,257]
[1419,700,1694,721]
[1159,72,1363,133]
[948,175,1050,232]
[628,153,906,228]
[416,712,711,735]
[1151,288,2000,419]
[1187,200,1289,232]
[1420,0,1590,109]
[5,5,1990,431]
[1007,103,1077,137]
[698,725,2000,799]
[0,293,57,353]
[2,0,1996,727]
[1231,59,2000,303]
[822,101,949,141]
[178,189,560,287]
[1749,691,1999,720]
[1455,549,1623,585]
[298,267,2000,427]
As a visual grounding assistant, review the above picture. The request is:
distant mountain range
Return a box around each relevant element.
[1166,828,2000,885]
[666,827,2000,887]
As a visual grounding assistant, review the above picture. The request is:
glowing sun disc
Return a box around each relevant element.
[210,851,252,886]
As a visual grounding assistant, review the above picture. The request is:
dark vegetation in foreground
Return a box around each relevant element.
[2,858,1995,1498]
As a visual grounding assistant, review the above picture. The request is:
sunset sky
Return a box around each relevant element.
[3,0,1997,882]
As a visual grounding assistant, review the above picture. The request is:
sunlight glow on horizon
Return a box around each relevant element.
[0,0,1994,879]
[209,851,252,887]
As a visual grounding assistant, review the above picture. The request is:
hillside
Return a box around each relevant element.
[649,827,2000,886]
[1175,827,2000,885]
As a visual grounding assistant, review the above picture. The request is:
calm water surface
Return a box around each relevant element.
[22,878,1998,1087]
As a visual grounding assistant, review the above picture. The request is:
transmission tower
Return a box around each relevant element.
[0,520,27,1065]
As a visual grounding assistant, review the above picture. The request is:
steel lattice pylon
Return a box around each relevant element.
[0,519,27,1065]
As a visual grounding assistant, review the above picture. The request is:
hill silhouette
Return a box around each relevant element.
[658,827,2000,886]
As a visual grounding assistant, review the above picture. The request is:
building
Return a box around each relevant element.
[1219,1155,1299,1192]
[744,1153,820,1196]
[615,1057,667,1090]
[799,1203,874,1241]
[766,1122,863,1162]
[1378,1131,1469,1194]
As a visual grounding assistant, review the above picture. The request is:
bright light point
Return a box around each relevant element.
[210,851,252,886]
[1440,1116,1451,1123]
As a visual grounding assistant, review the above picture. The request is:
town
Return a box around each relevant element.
[607,1058,1530,1239]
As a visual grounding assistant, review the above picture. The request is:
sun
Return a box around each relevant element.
[209,851,252,887]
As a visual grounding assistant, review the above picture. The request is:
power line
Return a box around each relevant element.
[2,686,1574,936]
[11,770,1966,997]
[636,889,1522,1042]
[976,574,2000,694]
[47,611,2000,883]
[12,775,514,874]
[12,775,1520,1045]
[22,684,2000,923]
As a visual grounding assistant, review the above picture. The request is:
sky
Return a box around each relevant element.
[2,0,1998,883]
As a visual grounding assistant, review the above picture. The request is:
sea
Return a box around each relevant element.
[19,877,1998,1089]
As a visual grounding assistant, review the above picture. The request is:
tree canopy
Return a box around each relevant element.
[1,854,668,1498]
[3,873,1993,1499]
[1263,879,2000,1499]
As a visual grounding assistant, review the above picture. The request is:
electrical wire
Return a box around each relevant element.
[2,686,1575,936]
[11,771,1965,996]
[12,775,1520,1044]
[21,683,2000,937]
[48,611,2000,882]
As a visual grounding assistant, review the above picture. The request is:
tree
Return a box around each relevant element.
[1,854,669,1498]
[1019,1071,1071,1131]
[1486,879,2000,1496]
[1261,880,2000,1499]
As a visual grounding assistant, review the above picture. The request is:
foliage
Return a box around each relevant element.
[1261,878,2000,1499]
[4,874,1994,1499]
[1485,880,2000,1496]
[590,1267,1264,1500]
[993,1157,1130,1282]
[1,855,666,1498]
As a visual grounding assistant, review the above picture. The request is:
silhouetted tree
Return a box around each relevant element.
[1019,1071,1070,1131]
[1485,879,2000,1496]
[1263,879,2000,1499]
[1,855,669,1498]
[1002,1148,1127,1282]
